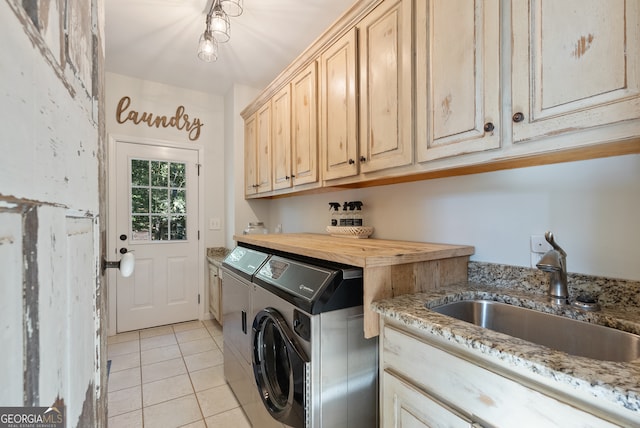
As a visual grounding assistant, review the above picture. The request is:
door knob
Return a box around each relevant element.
[102,252,135,277]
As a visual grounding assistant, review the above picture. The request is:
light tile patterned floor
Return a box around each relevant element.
[107,319,252,428]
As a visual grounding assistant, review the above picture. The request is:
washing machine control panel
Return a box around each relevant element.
[222,246,269,278]
[256,256,336,302]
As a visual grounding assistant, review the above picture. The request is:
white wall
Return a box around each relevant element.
[267,154,640,281]
[105,72,226,248]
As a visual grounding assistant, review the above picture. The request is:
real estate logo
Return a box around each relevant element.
[0,403,64,428]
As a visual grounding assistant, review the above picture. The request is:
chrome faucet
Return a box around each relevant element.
[536,231,569,305]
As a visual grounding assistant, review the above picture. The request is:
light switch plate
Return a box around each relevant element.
[209,218,221,230]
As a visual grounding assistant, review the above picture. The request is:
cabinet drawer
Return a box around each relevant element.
[382,323,617,428]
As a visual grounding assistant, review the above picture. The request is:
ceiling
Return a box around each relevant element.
[105,0,355,95]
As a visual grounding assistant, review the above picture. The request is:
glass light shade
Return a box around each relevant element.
[197,32,218,62]
[211,8,230,43]
[220,0,243,17]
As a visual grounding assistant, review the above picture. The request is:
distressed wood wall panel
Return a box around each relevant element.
[37,0,65,67]
[65,215,98,425]
[67,0,94,93]
[1,1,100,209]
[0,0,106,425]
[0,211,24,406]
[36,206,69,409]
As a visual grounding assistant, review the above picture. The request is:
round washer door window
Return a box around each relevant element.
[252,308,308,427]
[259,315,291,409]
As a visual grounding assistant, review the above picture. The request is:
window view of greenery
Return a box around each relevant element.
[131,159,187,241]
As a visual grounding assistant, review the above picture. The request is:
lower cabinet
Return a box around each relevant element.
[381,321,619,428]
[383,370,475,428]
[208,262,222,324]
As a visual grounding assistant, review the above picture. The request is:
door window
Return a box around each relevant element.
[130,159,187,241]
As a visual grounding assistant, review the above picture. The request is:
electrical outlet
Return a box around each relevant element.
[209,217,221,230]
[530,235,551,267]
[530,235,552,253]
[530,252,544,268]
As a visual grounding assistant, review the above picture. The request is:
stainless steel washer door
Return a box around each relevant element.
[252,307,309,428]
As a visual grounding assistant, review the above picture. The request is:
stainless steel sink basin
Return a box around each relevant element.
[430,300,640,362]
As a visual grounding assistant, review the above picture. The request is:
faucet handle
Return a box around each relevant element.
[544,231,567,257]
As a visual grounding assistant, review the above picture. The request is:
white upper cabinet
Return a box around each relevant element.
[242,0,640,199]
[244,113,258,196]
[291,61,319,187]
[416,0,501,162]
[358,0,413,173]
[256,103,273,194]
[320,28,359,181]
[271,84,292,191]
[244,104,273,197]
[511,0,640,143]
[321,0,413,182]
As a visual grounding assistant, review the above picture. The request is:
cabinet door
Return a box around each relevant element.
[383,370,474,428]
[256,102,272,193]
[244,113,258,196]
[320,28,358,181]
[512,0,640,143]
[291,61,319,186]
[382,324,620,427]
[208,264,221,324]
[416,0,500,162]
[358,0,413,173]
[272,84,292,190]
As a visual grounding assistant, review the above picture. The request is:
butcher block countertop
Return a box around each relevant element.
[235,233,475,337]
[234,233,474,267]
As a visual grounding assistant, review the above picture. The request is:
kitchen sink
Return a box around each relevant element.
[430,300,640,362]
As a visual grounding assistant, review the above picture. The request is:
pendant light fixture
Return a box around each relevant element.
[220,0,243,18]
[197,23,218,62]
[210,1,230,43]
[197,0,242,62]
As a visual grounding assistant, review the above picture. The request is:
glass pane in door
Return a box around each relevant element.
[130,158,188,241]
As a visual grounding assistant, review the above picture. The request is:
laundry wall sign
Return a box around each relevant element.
[115,96,204,141]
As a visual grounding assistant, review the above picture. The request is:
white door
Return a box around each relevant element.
[114,141,200,332]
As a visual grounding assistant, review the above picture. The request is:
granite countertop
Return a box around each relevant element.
[372,282,640,420]
[207,247,230,266]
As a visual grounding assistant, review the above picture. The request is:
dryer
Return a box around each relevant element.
[251,254,378,428]
[221,246,269,423]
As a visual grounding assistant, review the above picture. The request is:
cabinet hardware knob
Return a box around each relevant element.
[348,159,355,165]
[119,247,128,254]
[360,156,367,162]
[512,112,525,123]
[291,174,296,178]
[484,122,495,132]
[285,175,290,180]
[119,234,127,241]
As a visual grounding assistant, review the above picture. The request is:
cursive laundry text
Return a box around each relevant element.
[116,96,204,141]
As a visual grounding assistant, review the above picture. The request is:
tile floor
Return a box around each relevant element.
[107,319,252,428]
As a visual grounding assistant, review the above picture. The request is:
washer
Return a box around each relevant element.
[251,254,379,428]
